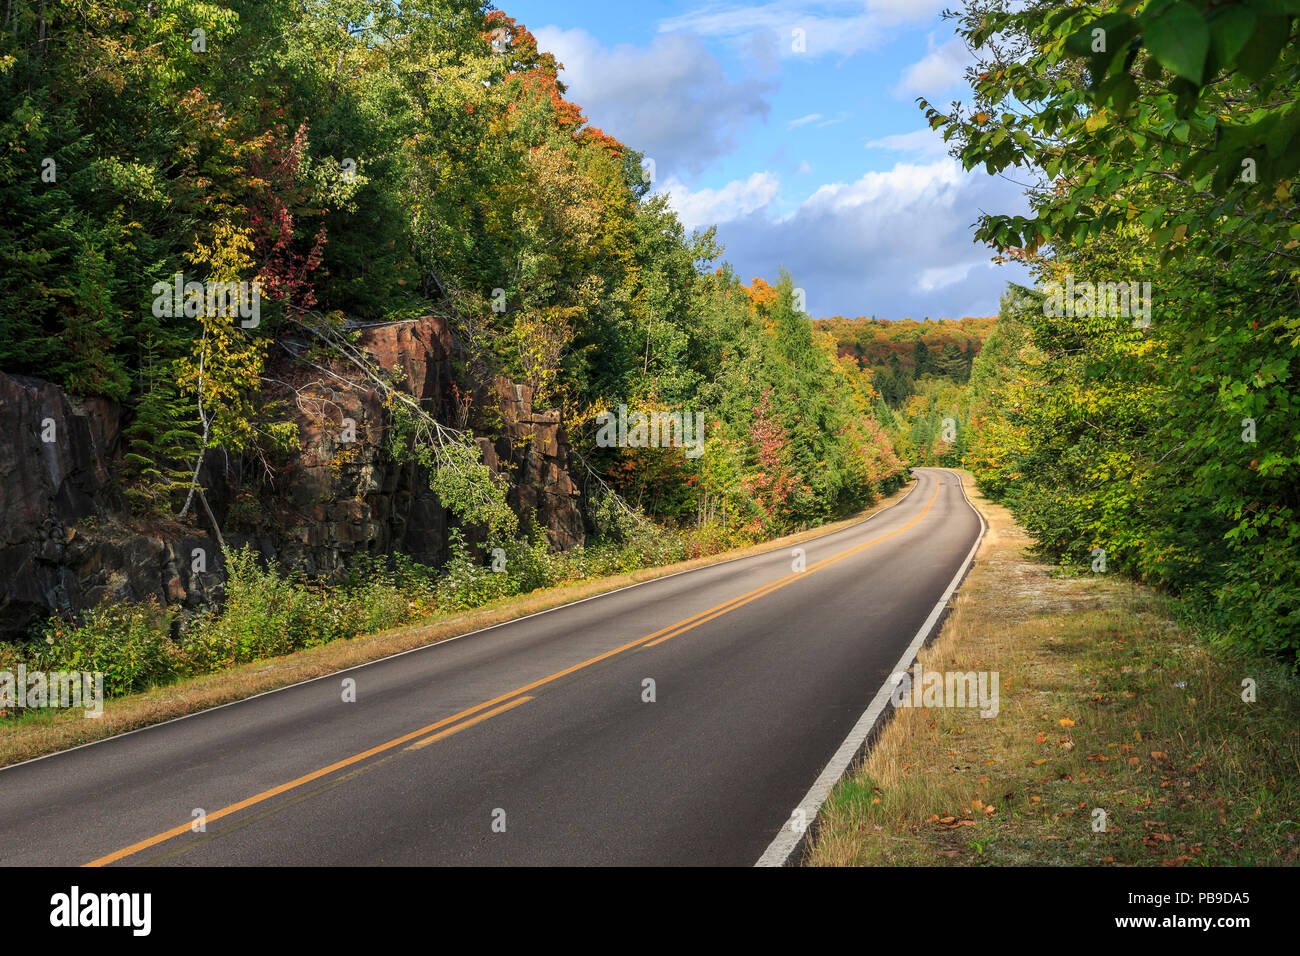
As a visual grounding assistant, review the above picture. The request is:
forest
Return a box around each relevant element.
[3,0,1298,697]
[929,0,1300,658]
[0,1,906,688]
[0,0,908,532]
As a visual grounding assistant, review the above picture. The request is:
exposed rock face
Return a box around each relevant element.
[0,374,223,636]
[487,376,584,551]
[258,315,460,575]
[0,315,586,639]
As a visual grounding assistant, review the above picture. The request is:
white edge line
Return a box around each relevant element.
[0,475,922,775]
[754,468,988,867]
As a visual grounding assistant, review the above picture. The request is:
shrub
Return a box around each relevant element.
[26,601,178,698]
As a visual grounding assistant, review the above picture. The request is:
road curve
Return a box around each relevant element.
[0,467,983,866]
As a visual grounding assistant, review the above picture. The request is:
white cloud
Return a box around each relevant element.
[798,160,963,219]
[661,172,782,231]
[788,113,822,129]
[534,26,774,176]
[673,159,1031,318]
[916,262,975,292]
[658,1,949,58]
[896,35,974,97]
[865,127,949,157]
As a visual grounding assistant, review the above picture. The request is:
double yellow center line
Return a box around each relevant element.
[84,483,939,867]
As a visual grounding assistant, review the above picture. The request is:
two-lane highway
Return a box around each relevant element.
[0,467,983,866]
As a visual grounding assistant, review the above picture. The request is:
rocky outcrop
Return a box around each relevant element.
[259,316,459,575]
[485,376,584,551]
[0,374,223,635]
[0,315,586,639]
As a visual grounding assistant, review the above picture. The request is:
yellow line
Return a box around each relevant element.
[84,480,941,867]
[644,483,938,646]
[85,696,535,868]
[405,696,532,751]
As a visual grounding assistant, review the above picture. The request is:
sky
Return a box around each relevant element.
[498,0,1032,320]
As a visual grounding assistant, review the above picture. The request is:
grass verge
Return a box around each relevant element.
[0,481,915,768]
[806,471,1300,867]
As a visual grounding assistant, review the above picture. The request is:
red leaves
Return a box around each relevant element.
[249,122,326,311]
[745,388,801,527]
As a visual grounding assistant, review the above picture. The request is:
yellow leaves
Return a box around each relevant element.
[973,111,991,125]
[742,276,779,311]
[1085,112,1108,134]
[186,220,256,279]
[1058,717,1075,727]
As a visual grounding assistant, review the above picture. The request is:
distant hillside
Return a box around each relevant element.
[811,316,997,375]
[810,315,997,407]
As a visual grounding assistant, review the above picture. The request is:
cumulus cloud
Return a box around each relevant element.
[534,25,775,177]
[662,171,782,231]
[895,35,974,97]
[916,262,976,292]
[663,160,1031,318]
[865,127,949,158]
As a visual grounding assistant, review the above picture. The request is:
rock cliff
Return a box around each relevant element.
[0,315,585,639]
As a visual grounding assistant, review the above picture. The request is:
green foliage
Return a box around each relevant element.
[418,437,519,540]
[179,547,329,671]
[927,0,1300,263]
[122,341,201,514]
[24,602,178,698]
[179,546,440,673]
[940,0,1300,658]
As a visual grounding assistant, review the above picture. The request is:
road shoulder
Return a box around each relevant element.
[804,472,1300,867]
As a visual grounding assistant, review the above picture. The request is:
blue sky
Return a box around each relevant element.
[501,0,1031,319]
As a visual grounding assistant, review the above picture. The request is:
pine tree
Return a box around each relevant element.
[913,339,932,376]
[122,340,201,516]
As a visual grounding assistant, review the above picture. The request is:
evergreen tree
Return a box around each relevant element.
[122,341,201,516]
[913,339,932,377]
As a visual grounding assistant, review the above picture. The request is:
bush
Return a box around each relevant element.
[178,548,320,673]
[434,530,518,611]
[26,601,178,698]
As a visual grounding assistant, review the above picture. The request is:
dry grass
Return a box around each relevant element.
[0,481,916,768]
[806,471,1300,867]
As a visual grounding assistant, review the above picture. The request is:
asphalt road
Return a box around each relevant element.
[0,467,983,866]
